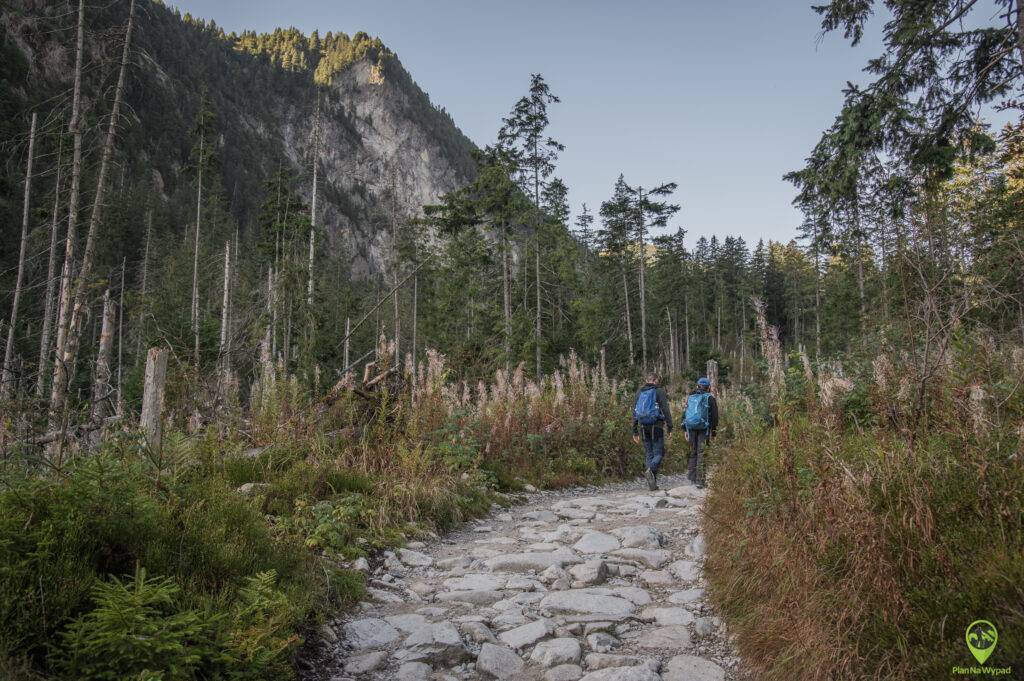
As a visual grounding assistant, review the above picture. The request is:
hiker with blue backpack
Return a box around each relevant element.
[632,372,674,491]
[683,377,719,489]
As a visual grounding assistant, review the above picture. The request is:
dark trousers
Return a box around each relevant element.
[686,428,709,484]
[640,425,665,475]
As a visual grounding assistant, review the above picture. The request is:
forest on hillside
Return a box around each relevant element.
[1,0,1022,680]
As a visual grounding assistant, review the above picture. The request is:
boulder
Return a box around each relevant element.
[443,573,507,591]
[586,631,620,653]
[530,637,583,668]
[609,526,664,549]
[608,549,671,569]
[497,618,555,649]
[398,548,433,567]
[569,560,609,586]
[396,661,432,681]
[546,664,585,681]
[668,560,699,581]
[667,588,704,606]
[476,642,526,679]
[385,613,430,634]
[399,621,469,664]
[343,618,400,649]
[343,650,388,674]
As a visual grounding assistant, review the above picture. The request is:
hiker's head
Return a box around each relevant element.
[697,377,711,391]
[645,372,661,386]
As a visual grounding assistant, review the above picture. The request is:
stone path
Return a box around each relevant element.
[308,475,743,681]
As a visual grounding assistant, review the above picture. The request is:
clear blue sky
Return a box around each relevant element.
[170,0,888,248]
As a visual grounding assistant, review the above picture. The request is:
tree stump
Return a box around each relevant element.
[140,347,168,448]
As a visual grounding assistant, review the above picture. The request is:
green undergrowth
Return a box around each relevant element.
[704,341,1024,680]
[0,361,659,680]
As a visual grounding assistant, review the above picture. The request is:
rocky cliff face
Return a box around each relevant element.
[1,0,477,276]
[279,57,476,275]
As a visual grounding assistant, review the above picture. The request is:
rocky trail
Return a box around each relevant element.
[307,475,743,681]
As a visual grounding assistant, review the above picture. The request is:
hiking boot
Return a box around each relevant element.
[644,468,658,491]
[696,481,706,490]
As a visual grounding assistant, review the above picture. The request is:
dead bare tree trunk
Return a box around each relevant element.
[684,296,691,371]
[116,258,125,416]
[412,275,418,368]
[706,358,719,398]
[665,308,676,378]
[192,137,204,368]
[37,121,63,398]
[140,347,167,448]
[1,112,37,400]
[218,241,231,372]
[91,289,115,421]
[622,266,634,366]
[343,316,351,380]
[535,245,542,377]
[637,189,648,372]
[307,98,320,308]
[502,235,511,367]
[51,0,86,423]
[51,0,135,426]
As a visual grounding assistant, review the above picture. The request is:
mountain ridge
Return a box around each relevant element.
[1,0,478,275]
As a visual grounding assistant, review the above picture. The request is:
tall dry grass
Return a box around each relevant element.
[704,335,1024,680]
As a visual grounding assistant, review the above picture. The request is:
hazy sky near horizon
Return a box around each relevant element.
[169,0,893,248]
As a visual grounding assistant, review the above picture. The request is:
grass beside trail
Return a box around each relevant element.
[703,344,1024,681]
[1,357,684,681]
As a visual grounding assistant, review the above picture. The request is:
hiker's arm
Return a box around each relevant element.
[658,389,673,432]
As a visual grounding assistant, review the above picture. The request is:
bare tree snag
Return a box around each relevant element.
[218,241,230,372]
[51,0,86,422]
[1,111,37,400]
[37,121,63,398]
[91,289,115,421]
[51,0,135,424]
[140,347,168,449]
[706,359,719,398]
[116,258,125,415]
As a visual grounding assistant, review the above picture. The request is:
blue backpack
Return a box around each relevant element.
[684,392,711,431]
[633,387,662,425]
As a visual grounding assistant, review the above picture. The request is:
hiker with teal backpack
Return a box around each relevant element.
[632,372,673,491]
[683,377,719,489]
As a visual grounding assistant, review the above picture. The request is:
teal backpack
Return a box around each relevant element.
[683,392,711,430]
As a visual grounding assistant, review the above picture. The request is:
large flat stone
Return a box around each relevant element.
[476,642,526,679]
[385,613,430,634]
[579,667,661,681]
[639,606,694,626]
[435,590,505,605]
[343,650,387,674]
[398,621,469,664]
[497,618,555,649]
[584,653,660,671]
[668,560,700,581]
[662,654,726,681]
[539,589,636,620]
[530,637,583,667]
[398,548,433,567]
[485,549,581,573]
[635,625,692,650]
[609,526,664,549]
[608,548,671,569]
[343,618,400,649]
[573,532,620,554]
[569,560,609,586]
[396,661,432,681]
[443,573,508,591]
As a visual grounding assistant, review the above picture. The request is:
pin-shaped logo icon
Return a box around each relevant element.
[966,620,998,665]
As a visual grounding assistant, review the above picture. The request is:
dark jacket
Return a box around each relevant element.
[632,383,673,436]
[684,388,719,436]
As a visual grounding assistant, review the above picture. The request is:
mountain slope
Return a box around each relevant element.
[0,0,477,275]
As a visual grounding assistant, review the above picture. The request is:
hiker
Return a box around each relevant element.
[632,372,673,491]
[683,376,719,489]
